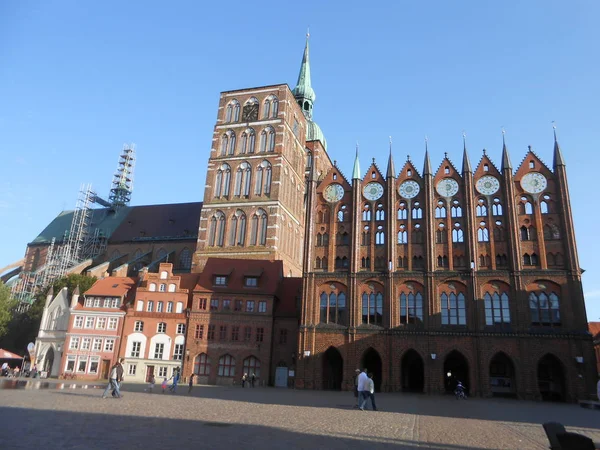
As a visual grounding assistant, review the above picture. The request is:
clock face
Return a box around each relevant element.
[521,172,547,194]
[363,182,384,201]
[323,183,344,203]
[398,180,420,199]
[242,104,258,122]
[436,178,459,198]
[476,175,500,196]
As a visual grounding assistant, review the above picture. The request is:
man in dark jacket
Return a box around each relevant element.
[102,358,124,399]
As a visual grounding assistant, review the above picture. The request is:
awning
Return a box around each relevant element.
[0,349,24,359]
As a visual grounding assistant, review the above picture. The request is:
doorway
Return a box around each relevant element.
[361,348,383,392]
[537,354,565,402]
[100,359,111,380]
[43,347,55,374]
[443,350,469,394]
[146,365,155,383]
[322,347,343,390]
[401,349,424,392]
[275,366,288,388]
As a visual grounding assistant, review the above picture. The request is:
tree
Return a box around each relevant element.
[0,281,16,338]
[0,274,97,353]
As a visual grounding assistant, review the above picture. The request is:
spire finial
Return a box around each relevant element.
[372,157,375,163]
[552,121,566,167]
[501,128,512,171]
[444,152,448,158]
[292,33,315,120]
[306,27,310,39]
[462,130,467,151]
[483,148,487,156]
[352,141,361,179]
[552,120,557,142]
[423,138,432,175]
[462,133,472,173]
[407,154,411,162]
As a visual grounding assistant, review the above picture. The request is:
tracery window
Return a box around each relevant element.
[479,254,491,268]
[255,160,272,195]
[452,224,464,243]
[399,291,423,324]
[476,199,487,216]
[179,248,192,270]
[362,291,383,325]
[437,255,449,268]
[520,226,536,241]
[441,291,466,325]
[208,211,226,247]
[218,354,235,377]
[519,196,533,215]
[375,204,385,221]
[397,202,408,220]
[492,198,503,216]
[495,254,508,267]
[361,226,370,245]
[229,210,247,246]
[412,225,423,244]
[234,162,252,197]
[250,208,268,246]
[320,290,347,325]
[240,128,256,154]
[412,202,423,219]
[362,204,371,221]
[451,200,462,218]
[484,291,510,325]
[243,356,261,378]
[214,163,231,198]
[523,253,538,266]
[263,95,279,119]
[529,291,560,325]
[260,126,276,152]
[435,201,446,218]
[194,353,210,376]
[397,227,408,244]
[375,226,385,245]
[543,224,560,240]
[477,223,489,242]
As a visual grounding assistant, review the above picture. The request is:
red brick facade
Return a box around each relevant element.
[296,144,596,402]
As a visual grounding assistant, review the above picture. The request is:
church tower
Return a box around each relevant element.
[194,36,330,276]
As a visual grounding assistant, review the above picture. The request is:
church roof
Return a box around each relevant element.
[306,120,327,150]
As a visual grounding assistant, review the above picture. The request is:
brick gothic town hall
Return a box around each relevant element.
[28,37,596,402]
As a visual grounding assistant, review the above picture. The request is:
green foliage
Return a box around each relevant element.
[0,281,17,338]
[0,274,97,354]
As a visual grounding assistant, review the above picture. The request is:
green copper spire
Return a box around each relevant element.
[352,143,361,179]
[292,33,316,120]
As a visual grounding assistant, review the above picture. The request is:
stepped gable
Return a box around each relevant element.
[474,150,502,178]
[398,157,422,179]
[194,258,283,296]
[361,159,385,183]
[435,153,461,178]
[316,163,351,191]
[109,202,202,243]
[514,147,554,180]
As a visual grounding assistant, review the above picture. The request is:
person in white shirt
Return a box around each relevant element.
[366,373,377,411]
[357,368,369,411]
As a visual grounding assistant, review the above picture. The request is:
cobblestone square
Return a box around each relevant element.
[1,380,598,449]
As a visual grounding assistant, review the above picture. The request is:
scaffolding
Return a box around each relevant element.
[11,144,134,310]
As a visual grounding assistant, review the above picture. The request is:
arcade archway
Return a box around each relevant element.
[43,347,54,374]
[489,352,516,397]
[401,349,424,392]
[322,347,343,390]
[443,350,469,394]
[537,354,566,402]
[361,348,383,392]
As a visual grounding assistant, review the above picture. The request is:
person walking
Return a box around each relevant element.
[241,373,248,388]
[169,369,180,394]
[251,372,256,388]
[353,369,360,408]
[188,373,195,394]
[102,359,124,399]
[357,368,369,411]
[161,377,168,393]
[367,373,377,411]
[145,374,156,393]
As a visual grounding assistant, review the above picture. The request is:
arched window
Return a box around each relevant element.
[218,354,235,377]
[399,291,423,324]
[225,103,233,122]
[476,199,487,216]
[397,203,408,220]
[519,197,533,215]
[233,100,240,121]
[315,257,322,269]
[441,291,466,325]
[361,291,383,326]
[520,226,534,241]
[437,255,449,268]
[435,201,446,218]
[179,248,192,270]
[229,214,238,246]
[413,255,424,269]
[477,226,489,242]
[320,290,347,325]
[237,211,246,246]
[306,150,312,169]
[263,95,278,119]
[492,198,503,216]
[362,204,371,221]
[240,128,256,154]
[452,227,464,243]
[250,209,268,246]
[493,226,504,241]
[529,291,560,325]
[234,162,252,197]
[322,256,328,270]
[243,356,261,378]
[523,253,538,266]
[263,97,271,119]
[254,160,271,196]
[484,291,510,325]
[209,211,226,247]
[361,226,370,245]
[451,201,462,218]
[436,227,447,244]
[540,201,549,214]
[375,204,385,221]
[375,226,385,245]
[264,163,272,195]
[412,202,422,219]
[397,256,405,268]
[495,254,508,267]
[194,353,210,375]
[214,163,231,198]
[220,133,228,156]
[215,170,222,197]
[260,126,276,152]
[397,229,408,244]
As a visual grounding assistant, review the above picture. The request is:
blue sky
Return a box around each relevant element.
[1,1,599,321]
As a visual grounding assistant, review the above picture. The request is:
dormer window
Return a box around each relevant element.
[245,277,258,287]
[215,276,227,286]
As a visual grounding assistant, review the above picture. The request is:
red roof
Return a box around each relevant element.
[195,258,283,295]
[85,277,137,297]
[0,349,23,359]
[589,322,600,339]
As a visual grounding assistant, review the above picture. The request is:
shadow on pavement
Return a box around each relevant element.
[0,405,501,450]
